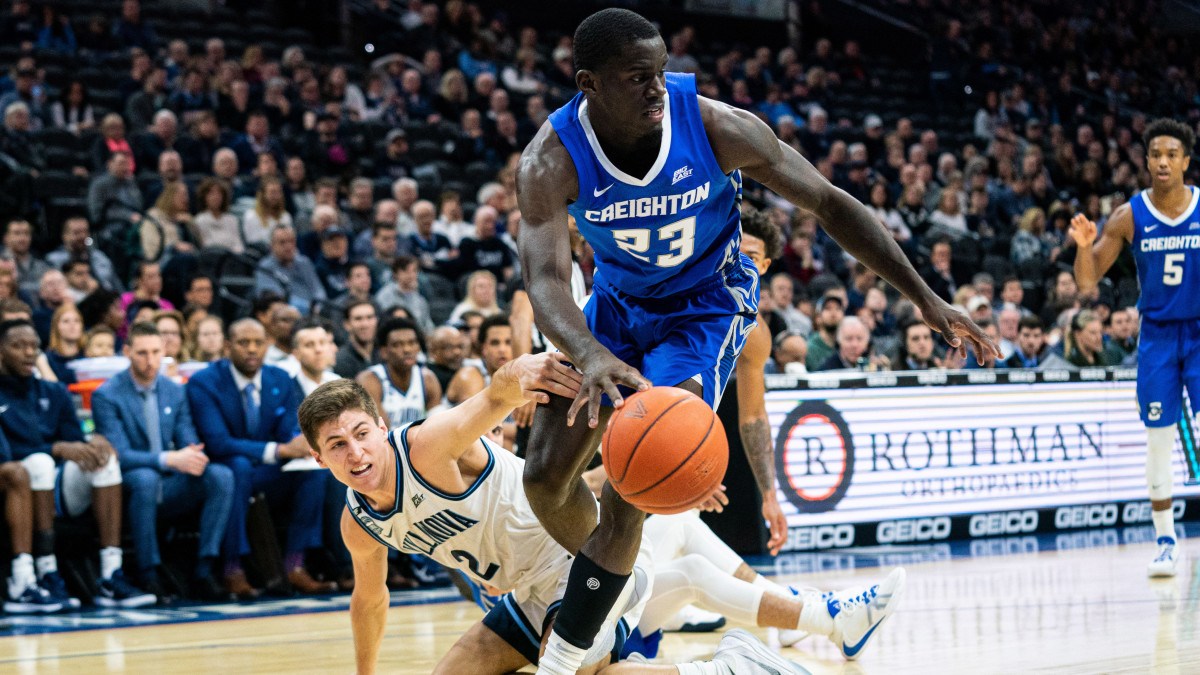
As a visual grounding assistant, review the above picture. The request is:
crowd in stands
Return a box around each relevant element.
[0,0,1185,609]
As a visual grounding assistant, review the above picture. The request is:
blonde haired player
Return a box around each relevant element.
[298,355,810,674]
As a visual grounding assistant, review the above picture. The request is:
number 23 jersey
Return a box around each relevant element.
[549,72,743,299]
[1130,185,1200,321]
[345,422,571,593]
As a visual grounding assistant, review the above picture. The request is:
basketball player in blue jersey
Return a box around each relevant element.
[517,9,996,672]
[1070,118,1199,577]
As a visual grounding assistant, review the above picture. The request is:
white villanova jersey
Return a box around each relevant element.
[368,364,427,426]
[345,422,568,592]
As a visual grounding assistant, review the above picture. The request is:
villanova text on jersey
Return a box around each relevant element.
[1130,185,1200,321]
[549,72,743,299]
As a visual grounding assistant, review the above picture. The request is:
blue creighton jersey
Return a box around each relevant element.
[549,72,742,299]
[1130,186,1200,321]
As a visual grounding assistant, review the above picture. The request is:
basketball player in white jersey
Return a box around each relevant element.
[357,317,441,427]
[299,357,815,674]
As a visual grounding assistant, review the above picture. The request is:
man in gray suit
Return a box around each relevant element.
[92,322,233,601]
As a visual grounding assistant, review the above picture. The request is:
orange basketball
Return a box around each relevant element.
[601,387,729,515]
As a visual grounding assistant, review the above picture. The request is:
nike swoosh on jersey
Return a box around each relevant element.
[594,184,614,197]
[842,617,886,658]
[1146,224,1160,233]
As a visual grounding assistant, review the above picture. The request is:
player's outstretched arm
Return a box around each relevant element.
[702,99,998,361]
[517,125,650,427]
[411,353,583,460]
[342,507,389,675]
[1070,205,1132,297]
[735,321,787,555]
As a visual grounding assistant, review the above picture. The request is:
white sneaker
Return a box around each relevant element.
[775,585,825,647]
[1148,537,1182,578]
[712,628,810,674]
[827,568,906,660]
[661,603,727,633]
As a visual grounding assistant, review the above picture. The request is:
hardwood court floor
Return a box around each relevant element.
[2,531,1197,674]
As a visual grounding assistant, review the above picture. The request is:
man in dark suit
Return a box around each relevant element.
[186,318,334,597]
[92,322,233,601]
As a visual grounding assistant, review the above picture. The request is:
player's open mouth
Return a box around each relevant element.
[644,105,664,121]
[351,463,372,477]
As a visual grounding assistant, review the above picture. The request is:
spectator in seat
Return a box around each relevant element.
[255,225,325,312]
[120,260,173,316]
[435,190,474,246]
[46,216,122,291]
[1104,307,1137,364]
[298,203,340,261]
[188,314,224,363]
[892,319,939,370]
[314,227,352,299]
[168,69,213,120]
[50,80,94,134]
[1064,309,1118,368]
[766,331,808,375]
[391,177,418,235]
[0,69,45,130]
[131,109,179,174]
[265,303,301,366]
[92,322,233,601]
[920,239,956,304]
[374,128,412,181]
[374,255,433,334]
[92,113,133,172]
[805,293,844,371]
[343,177,375,235]
[426,325,466,393]
[406,199,456,277]
[333,299,378,379]
[228,110,284,176]
[333,261,375,311]
[242,177,293,247]
[143,180,196,262]
[87,151,142,226]
[303,113,354,180]
[124,66,167,133]
[766,273,811,336]
[2,0,37,47]
[0,318,156,609]
[179,111,221,174]
[448,269,502,325]
[1,102,45,173]
[44,303,84,384]
[363,221,398,289]
[31,268,68,343]
[63,258,97,304]
[185,318,334,598]
[141,149,183,207]
[1003,315,1071,370]
[0,219,48,299]
[815,316,886,371]
[456,205,512,283]
[111,0,156,52]
[996,306,1020,358]
[191,178,242,253]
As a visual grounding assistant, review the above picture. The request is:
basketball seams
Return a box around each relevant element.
[611,391,692,486]
[622,403,716,500]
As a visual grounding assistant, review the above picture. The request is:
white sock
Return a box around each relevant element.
[35,554,58,578]
[537,630,588,675]
[677,662,731,675]
[10,553,35,590]
[752,575,781,592]
[799,595,834,636]
[100,547,123,580]
[1153,509,1176,541]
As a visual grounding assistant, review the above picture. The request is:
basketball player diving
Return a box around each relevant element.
[1070,118,1198,577]
[517,9,998,672]
[299,357,849,674]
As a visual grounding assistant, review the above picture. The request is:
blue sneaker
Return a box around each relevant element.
[5,578,63,614]
[94,570,156,608]
[826,568,906,660]
[40,571,81,610]
[1148,537,1182,578]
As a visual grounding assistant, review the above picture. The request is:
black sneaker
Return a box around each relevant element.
[94,570,156,608]
[40,571,81,610]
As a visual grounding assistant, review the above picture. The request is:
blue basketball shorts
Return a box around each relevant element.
[583,256,760,409]
[1137,317,1200,427]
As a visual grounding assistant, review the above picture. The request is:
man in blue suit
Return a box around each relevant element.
[186,318,334,598]
[92,322,233,602]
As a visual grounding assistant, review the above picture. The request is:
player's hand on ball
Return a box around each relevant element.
[920,296,1000,364]
[697,484,729,513]
[511,352,584,404]
[569,350,651,428]
[1068,213,1097,247]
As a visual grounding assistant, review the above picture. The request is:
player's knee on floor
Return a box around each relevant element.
[20,452,55,492]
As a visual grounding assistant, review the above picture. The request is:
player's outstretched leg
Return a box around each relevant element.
[524,396,647,675]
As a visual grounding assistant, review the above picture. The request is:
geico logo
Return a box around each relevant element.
[785,524,855,550]
[1121,500,1187,523]
[1054,503,1118,529]
[968,510,1039,537]
[876,517,951,543]
[969,536,1038,558]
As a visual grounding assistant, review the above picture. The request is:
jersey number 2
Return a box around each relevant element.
[1164,253,1185,286]
[612,217,696,267]
[451,549,499,581]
